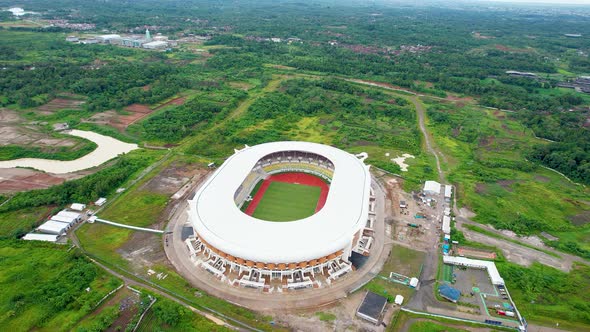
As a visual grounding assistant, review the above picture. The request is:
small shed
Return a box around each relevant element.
[394,295,404,305]
[409,277,419,288]
[95,197,107,206]
[439,284,461,303]
[70,203,86,211]
[356,291,388,325]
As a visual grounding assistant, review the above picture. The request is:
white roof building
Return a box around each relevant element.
[444,185,452,198]
[409,277,419,288]
[423,180,441,195]
[22,233,59,242]
[50,215,76,225]
[98,34,121,42]
[142,41,168,49]
[444,207,451,216]
[443,256,504,285]
[38,220,70,235]
[442,216,451,235]
[70,203,86,211]
[57,210,81,220]
[394,295,404,305]
[95,197,107,206]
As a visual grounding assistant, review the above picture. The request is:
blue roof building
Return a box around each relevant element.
[439,284,461,303]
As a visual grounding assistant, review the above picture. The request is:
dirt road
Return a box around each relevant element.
[454,209,589,272]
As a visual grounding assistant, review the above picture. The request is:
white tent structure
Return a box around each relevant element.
[423,181,441,195]
[409,277,419,288]
[22,233,59,242]
[50,215,76,225]
[444,185,452,200]
[57,210,81,221]
[394,295,404,305]
[95,197,107,206]
[443,256,504,285]
[442,216,451,235]
[37,220,70,235]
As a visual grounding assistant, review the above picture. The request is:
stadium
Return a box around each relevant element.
[186,141,376,291]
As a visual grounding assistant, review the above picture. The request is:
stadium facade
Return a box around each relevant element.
[186,141,376,291]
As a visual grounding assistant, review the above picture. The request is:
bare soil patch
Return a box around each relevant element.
[0,111,80,149]
[534,175,550,183]
[457,246,496,259]
[472,32,495,39]
[496,179,516,191]
[569,211,590,226]
[83,287,140,332]
[474,183,487,194]
[352,140,372,146]
[84,104,155,131]
[154,96,187,110]
[0,164,98,194]
[141,162,208,195]
[118,231,167,272]
[0,109,21,122]
[478,136,495,147]
[35,98,85,114]
[445,94,475,103]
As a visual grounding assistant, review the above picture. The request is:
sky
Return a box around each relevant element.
[482,0,590,4]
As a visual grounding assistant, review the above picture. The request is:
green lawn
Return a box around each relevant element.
[408,321,469,332]
[0,206,53,238]
[252,182,321,221]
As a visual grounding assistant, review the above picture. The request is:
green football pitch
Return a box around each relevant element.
[252,181,321,222]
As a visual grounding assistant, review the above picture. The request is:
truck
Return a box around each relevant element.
[505,311,515,317]
[497,310,506,316]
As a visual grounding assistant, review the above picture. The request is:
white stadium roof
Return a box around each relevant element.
[189,141,371,263]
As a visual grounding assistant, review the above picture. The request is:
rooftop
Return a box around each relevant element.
[357,291,388,323]
[189,141,371,263]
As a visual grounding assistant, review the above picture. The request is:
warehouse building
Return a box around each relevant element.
[143,40,168,49]
[22,233,59,243]
[423,180,441,196]
[443,256,504,285]
[356,291,388,325]
[37,220,70,235]
[439,284,461,303]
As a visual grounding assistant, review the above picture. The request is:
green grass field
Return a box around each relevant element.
[252,182,321,221]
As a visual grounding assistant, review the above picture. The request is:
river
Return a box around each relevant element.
[0,130,139,174]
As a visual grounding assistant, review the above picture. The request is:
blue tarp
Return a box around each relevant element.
[439,284,461,302]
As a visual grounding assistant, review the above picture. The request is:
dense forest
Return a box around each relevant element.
[2,0,589,183]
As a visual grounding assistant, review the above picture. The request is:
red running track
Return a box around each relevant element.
[244,172,329,216]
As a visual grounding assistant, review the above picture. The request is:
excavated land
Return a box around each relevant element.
[85,104,154,131]
[35,98,85,115]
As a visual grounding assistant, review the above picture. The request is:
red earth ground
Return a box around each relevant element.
[244,172,329,216]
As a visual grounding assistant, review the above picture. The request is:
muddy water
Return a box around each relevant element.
[0,130,138,174]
